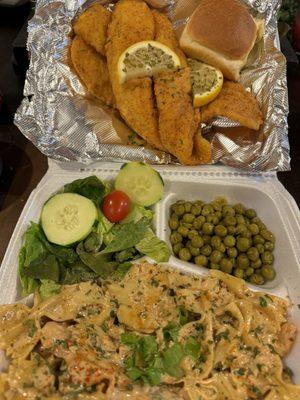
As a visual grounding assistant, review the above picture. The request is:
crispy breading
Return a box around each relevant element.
[201,81,263,131]
[73,3,111,56]
[106,0,164,150]
[154,68,200,164]
[70,36,114,106]
[152,10,187,67]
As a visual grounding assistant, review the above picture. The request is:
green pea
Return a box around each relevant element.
[236,237,251,252]
[223,235,236,247]
[236,224,247,235]
[251,217,262,225]
[212,202,222,211]
[264,241,274,251]
[240,230,252,239]
[249,274,264,285]
[177,226,189,237]
[261,229,275,243]
[210,263,220,270]
[261,251,274,265]
[202,222,214,235]
[211,236,222,249]
[202,235,211,245]
[234,203,246,215]
[184,202,192,213]
[223,216,237,226]
[227,247,238,258]
[222,206,235,217]
[190,247,201,257]
[201,205,212,216]
[170,232,182,245]
[249,224,259,235]
[234,268,244,279]
[191,205,201,216]
[201,245,212,256]
[169,218,179,230]
[183,213,195,223]
[219,243,226,253]
[227,226,236,235]
[195,200,204,208]
[230,258,236,267]
[193,216,205,229]
[261,266,276,281]
[245,208,257,219]
[255,243,265,254]
[188,230,198,240]
[237,254,250,269]
[215,211,222,219]
[220,258,233,273]
[214,225,227,237]
[236,215,246,224]
[174,204,185,216]
[210,250,222,264]
[191,236,204,248]
[251,259,262,269]
[195,255,208,267]
[206,215,219,225]
[172,243,183,255]
[179,248,192,261]
[186,240,192,248]
[245,267,254,277]
[181,222,193,229]
[253,235,265,245]
[247,247,259,261]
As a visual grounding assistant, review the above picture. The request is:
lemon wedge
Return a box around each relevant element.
[188,59,223,107]
[118,40,181,84]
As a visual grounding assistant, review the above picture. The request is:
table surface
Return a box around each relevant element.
[0,4,299,264]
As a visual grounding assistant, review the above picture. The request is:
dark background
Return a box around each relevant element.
[0,3,299,263]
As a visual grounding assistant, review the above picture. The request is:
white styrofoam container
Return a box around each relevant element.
[1,161,300,382]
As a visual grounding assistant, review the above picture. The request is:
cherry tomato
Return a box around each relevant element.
[102,190,131,222]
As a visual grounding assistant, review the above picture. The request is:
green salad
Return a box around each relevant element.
[18,162,169,298]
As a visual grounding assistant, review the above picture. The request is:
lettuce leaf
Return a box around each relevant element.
[63,175,109,207]
[39,280,61,299]
[120,204,153,225]
[18,247,39,296]
[103,218,149,253]
[135,230,170,262]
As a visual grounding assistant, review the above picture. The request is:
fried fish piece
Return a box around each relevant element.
[106,0,164,150]
[201,81,263,131]
[154,68,208,165]
[73,3,111,56]
[152,10,187,67]
[70,35,114,106]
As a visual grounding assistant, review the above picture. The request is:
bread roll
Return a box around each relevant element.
[180,0,264,81]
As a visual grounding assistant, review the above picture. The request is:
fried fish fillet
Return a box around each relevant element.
[73,3,111,56]
[152,10,187,67]
[153,13,211,164]
[201,81,263,131]
[106,0,164,150]
[154,68,205,165]
[70,35,114,106]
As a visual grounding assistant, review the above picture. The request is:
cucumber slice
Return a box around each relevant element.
[41,193,98,246]
[115,162,164,206]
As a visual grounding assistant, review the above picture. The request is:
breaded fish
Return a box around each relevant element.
[73,3,111,56]
[201,81,263,131]
[70,36,114,106]
[154,68,201,164]
[152,10,187,67]
[106,0,164,150]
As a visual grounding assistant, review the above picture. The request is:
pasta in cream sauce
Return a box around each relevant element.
[0,263,299,399]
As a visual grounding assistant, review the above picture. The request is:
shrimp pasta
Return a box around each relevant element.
[0,262,299,399]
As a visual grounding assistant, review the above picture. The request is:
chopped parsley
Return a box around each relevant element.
[259,296,268,308]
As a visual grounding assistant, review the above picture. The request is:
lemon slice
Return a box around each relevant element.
[188,59,223,107]
[118,40,181,84]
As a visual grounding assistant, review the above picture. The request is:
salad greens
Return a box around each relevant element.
[18,173,170,297]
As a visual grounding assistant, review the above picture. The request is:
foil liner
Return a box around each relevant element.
[14,0,289,171]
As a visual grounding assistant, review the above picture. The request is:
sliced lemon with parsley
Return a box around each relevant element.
[188,59,223,107]
[118,40,181,84]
